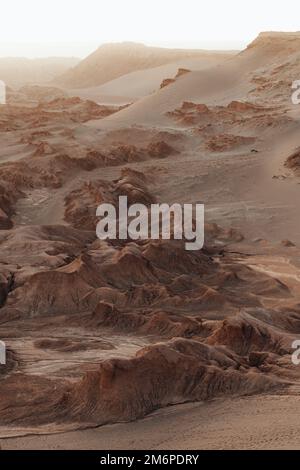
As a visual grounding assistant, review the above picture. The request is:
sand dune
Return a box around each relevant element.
[67,53,235,104]
[90,32,300,129]
[56,42,235,89]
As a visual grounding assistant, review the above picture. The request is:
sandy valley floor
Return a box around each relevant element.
[2,392,300,450]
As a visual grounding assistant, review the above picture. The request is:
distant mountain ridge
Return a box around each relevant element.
[55,42,234,88]
[0,57,80,88]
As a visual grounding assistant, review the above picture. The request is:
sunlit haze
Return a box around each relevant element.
[0,0,299,57]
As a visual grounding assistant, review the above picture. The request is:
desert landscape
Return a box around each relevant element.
[1,24,300,450]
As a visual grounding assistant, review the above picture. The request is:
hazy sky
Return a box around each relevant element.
[0,0,299,58]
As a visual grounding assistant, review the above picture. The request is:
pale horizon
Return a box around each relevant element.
[0,0,299,58]
[0,40,245,60]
